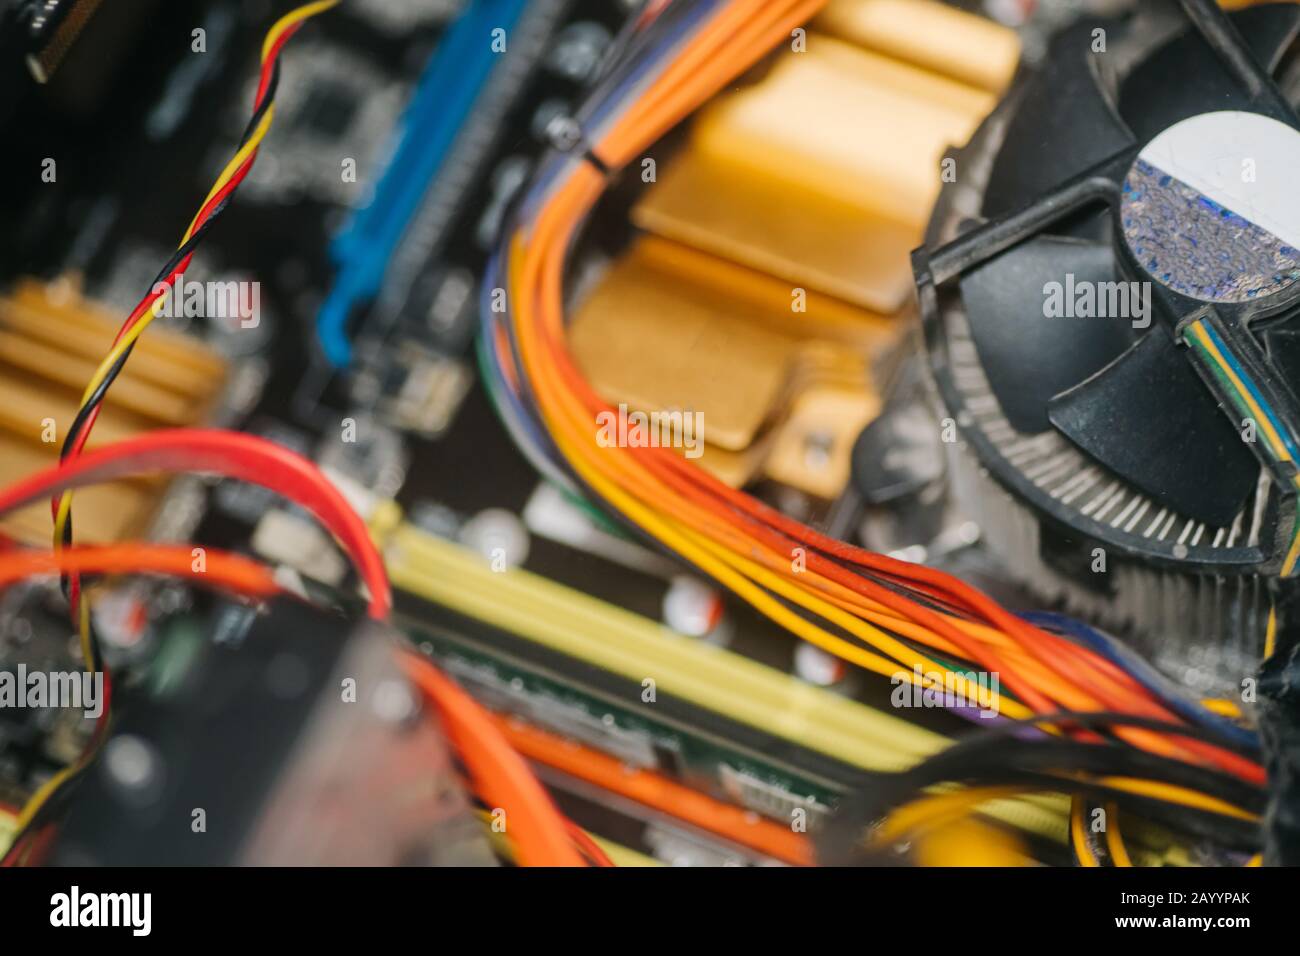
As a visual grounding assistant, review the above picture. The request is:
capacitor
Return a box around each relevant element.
[661,575,730,646]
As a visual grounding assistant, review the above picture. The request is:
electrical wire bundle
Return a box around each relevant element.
[856,711,1264,866]
[3,0,346,865]
[0,0,1274,869]
[0,0,347,867]
[478,0,1269,861]
[1185,316,1300,579]
[52,0,343,655]
[0,428,597,866]
[0,2,600,869]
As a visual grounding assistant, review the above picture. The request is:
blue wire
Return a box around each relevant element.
[479,252,554,460]
[478,0,725,469]
[579,0,722,133]
[1200,321,1300,462]
[512,0,722,227]
[1021,611,1259,750]
[477,8,1262,757]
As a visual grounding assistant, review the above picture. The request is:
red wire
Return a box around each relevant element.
[565,820,615,867]
[9,430,391,619]
[52,158,255,492]
[51,22,297,619]
[255,24,300,107]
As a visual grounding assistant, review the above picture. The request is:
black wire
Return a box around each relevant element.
[0,52,293,873]
[989,771,1260,850]
[879,709,1266,805]
[845,719,1266,856]
[59,200,231,465]
[55,198,232,621]
[824,706,1273,861]
[240,57,280,147]
[898,736,1263,812]
[965,709,1262,757]
[1074,797,1114,866]
[3,37,293,873]
[59,57,280,467]
[55,56,283,641]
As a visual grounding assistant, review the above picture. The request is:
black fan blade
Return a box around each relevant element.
[1120,3,1300,140]
[982,21,1135,222]
[960,236,1136,435]
[1048,331,1259,528]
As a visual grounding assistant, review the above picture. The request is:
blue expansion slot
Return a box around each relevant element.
[317,0,532,368]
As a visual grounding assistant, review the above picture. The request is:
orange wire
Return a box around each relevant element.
[401,652,587,867]
[564,820,615,867]
[0,544,281,597]
[496,0,1263,784]
[494,713,815,866]
[0,548,589,864]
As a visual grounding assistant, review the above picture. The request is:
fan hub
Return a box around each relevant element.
[1120,110,1300,305]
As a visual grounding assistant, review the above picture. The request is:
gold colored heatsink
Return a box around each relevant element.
[634,1,1018,314]
[571,237,897,496]
[573,1,1019,499]
[0,278,227,545]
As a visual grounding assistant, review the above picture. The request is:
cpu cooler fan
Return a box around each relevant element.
[913,0,1300,691]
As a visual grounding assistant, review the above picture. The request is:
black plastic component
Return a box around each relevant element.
[1119,3,1300,141]
[918,0,1300,553]
[1048,331,1260,527]
[47,599,484,866]
[851,361,944,504]
[981,21,1133,224]
[960,235,1134,434]
[1265,326,1300,410]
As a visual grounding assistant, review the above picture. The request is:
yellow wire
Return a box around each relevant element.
[10,763,79,838]
[1097,776,1258,822]
[52,0,338,553]
[1282,508,1300,576]
[1201,697,1244,719]
[1187,319,1300,574]
[262,0,338,61]
[76,584,93,668]
[1071,796,1100,867]
[879,779,1245,866]
[496,0,1247,846]
[874,786,1027,845]
[499,3,1188,735]
[1187,321,1291,463]
[509,175,1058,720]
[17,0,340,865]
[1104,801,1134,867]
[183,108,275,242]
[540,363,1037,719]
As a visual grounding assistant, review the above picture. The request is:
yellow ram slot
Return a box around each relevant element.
[383,523,1068,844]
